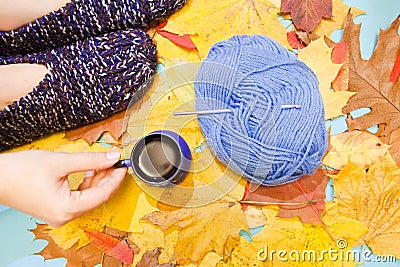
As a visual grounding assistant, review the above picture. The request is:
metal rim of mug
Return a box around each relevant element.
[130,130,192,187]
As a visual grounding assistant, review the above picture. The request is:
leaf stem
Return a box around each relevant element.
[239,199,317,206]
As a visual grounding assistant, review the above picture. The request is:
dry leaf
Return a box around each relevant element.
[298,37,356,119]
[331,41,350,91]
[221,203,367,267]
[65,110,125,144]
[287,31,306,49]
[153,0,287,63]
[314,1,364,38]
[243,206,267,229]
[129,222,179,266]
[143,184,248,265]
[323,130,390,170]
[242,169,328,224]
[280,0,332,32]
[331,41,348,64]
[102,227,140,267]
[341,13,400,165]
[7,132,71,153]
[333,155,400,257]
[157,29,198,51]
[296,30,319,45]
[136,248,173,267]
[391,50,400,83]
[31,224,102,267]
[85,230,134,264]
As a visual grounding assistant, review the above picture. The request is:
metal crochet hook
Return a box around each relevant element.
[173,105,301,116]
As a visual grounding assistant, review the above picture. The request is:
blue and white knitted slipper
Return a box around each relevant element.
[0,0,187,56]
[0,28,157,151]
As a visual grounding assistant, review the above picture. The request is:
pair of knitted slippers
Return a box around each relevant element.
[0,0,187,151]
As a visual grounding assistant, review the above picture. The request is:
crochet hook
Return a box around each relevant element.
[173,105,301,116]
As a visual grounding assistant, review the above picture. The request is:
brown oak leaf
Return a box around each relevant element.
[280,0,333,32]
[31,224,102,267]
[65,110,125,144]
[242,169,328,224]
[341,12,400,165]
[136,248,174,267]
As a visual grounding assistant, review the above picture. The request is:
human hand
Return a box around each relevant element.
[0,150,127,227]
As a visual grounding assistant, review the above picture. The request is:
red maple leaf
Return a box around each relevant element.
[157,30,198,50]
[281,0,333,33]
[242,169,328,224]
[287,31,306,49]
[155,21,197,50]
[85,230,134,265]
[331,41,350,91]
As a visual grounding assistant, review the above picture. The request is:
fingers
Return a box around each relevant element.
[57,151,121,174]
[67,167,127,217]
[78,171,96,190]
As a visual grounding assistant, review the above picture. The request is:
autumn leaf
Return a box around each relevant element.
[47,175,158,250]
[296,30,319,45]
[331,40,350,91]
[341,13,400,165]
[298,37,356,119]
[331,41,348,64]
[129,222,180,266]
[242,169,328,224]
[31,224,102,267]
[7,132,72,153]
[65,110,125,144]
[391,50,400,83]
[333,155,400,257]
[221,203,367,267]
[280,0,332,32]
[287,31,306,49]
[277,0,363,38]
[85,230,134,264]
[136,248,173,267]
[143,184,248,265]
[243,206,267,229]
[157,30,198,50]
[323,130,390,170]
[102,227,140,267]
[153,0,287,63]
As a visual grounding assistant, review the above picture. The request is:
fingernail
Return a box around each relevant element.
[106,151,120,160]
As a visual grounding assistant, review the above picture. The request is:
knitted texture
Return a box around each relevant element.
[0,28,157,151]
[0,0,187,56]
[194,35,327,186]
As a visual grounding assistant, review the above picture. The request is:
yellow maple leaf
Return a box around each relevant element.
[7,132,72,152]
[143,183,248,265]
[323,131,391,170]
[154,0,287,63]
[221,203,367,267]
[244,206,267,229]
[333,155,400,257]
[298,37,356,120]
[129,222,180,266]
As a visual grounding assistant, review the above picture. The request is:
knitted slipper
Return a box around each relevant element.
[0,0,187,56]
[0,28,157,151]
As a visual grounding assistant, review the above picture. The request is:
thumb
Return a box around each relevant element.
[57,151,121,174]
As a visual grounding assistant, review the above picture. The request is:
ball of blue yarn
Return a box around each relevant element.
[194,35,327,186]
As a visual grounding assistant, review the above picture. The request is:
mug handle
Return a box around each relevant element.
[113,159,132,168]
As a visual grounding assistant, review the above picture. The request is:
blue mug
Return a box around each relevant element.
[114,130,192,187]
